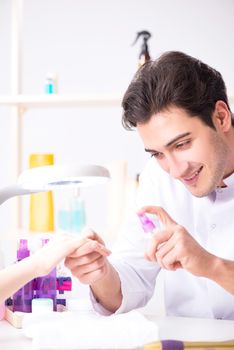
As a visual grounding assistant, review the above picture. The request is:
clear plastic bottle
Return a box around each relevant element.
[70,189,86,233]
[57,196,71,231]
[57,189,86,234]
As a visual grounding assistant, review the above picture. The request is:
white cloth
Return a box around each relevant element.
[93,158,234,320]
[22,310,158,349]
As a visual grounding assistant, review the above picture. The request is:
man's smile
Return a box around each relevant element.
[182,166,203,186]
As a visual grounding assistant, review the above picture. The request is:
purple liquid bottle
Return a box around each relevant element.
[12,239,34,313]
[34,239,57,311]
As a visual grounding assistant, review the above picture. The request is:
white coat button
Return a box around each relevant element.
[211,224,216,230]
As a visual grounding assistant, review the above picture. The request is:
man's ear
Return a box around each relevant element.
[213,100,232,132]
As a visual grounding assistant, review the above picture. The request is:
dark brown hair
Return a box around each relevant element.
[122,51,233,130]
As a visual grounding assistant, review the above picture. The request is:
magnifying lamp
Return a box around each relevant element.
[0,164,110,206]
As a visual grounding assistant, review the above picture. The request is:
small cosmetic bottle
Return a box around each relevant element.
[34,239,57,311]
[45,72,58,94]
[137,213,159,235]
[12,239,34,313]
[29,154,55,233]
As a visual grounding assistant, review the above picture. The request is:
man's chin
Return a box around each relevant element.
[184,184,211,198]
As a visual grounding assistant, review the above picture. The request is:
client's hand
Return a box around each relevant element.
[31,232,109,277]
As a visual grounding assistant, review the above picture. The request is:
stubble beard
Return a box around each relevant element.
[188,133,229,198]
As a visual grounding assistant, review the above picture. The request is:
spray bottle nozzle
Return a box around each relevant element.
[132,30,152,65]
[132,30,151,46]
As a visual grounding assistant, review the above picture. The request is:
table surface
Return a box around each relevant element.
[1,313,234,350]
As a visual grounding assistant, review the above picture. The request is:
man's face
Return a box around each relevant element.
[137,106,230,197]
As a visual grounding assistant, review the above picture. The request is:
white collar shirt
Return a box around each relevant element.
[92,158,234,320]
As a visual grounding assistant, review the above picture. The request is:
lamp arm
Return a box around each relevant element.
[0,185,37,206]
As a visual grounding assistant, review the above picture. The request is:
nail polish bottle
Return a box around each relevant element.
[12,239,34,312]
[34,239,57,311]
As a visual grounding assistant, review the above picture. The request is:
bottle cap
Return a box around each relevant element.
[29,154,54,168]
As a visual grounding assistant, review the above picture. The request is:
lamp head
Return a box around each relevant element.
[0,164,110,205]
[18,164,110,191]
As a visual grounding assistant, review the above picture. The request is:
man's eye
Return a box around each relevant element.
[175,140,191,149]
[151,152,164,160]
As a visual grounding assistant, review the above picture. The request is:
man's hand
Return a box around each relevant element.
[64,229,111,284]
[139,206,215,277]
[31,232,110,277]
[65,229,122,312]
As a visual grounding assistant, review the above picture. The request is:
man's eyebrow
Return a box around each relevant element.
[165,132,191,147]
[145,132,191,153]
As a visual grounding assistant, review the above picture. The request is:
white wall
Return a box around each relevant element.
[0,0,234,238]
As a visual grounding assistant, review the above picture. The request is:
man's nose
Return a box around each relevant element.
[167,157,188,179]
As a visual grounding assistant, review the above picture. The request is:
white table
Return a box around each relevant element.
[1,314,234,350]
[0,320,32,350]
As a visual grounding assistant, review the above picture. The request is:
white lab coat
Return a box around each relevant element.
[93,158,234,320]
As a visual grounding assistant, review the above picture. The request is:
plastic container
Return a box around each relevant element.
[29,154,55,233]
[32,298,54,314]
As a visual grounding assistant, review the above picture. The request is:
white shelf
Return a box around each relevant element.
[0,93,233,109]
[0,94,122,108]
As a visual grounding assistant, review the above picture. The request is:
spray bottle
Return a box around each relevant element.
[137,212,160,236]
[132,30,152,67]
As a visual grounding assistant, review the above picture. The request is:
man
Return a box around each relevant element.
[65,51,234,319]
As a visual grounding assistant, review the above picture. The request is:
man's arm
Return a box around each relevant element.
[90,261,122,312]
[206,257,234,295]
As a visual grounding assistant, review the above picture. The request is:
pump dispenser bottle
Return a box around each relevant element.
[29,154,55,233]
[132,30,151,67]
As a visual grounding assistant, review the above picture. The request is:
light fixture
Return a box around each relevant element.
[0,164,110,206]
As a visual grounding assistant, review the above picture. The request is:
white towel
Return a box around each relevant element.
[22,309,159,350]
